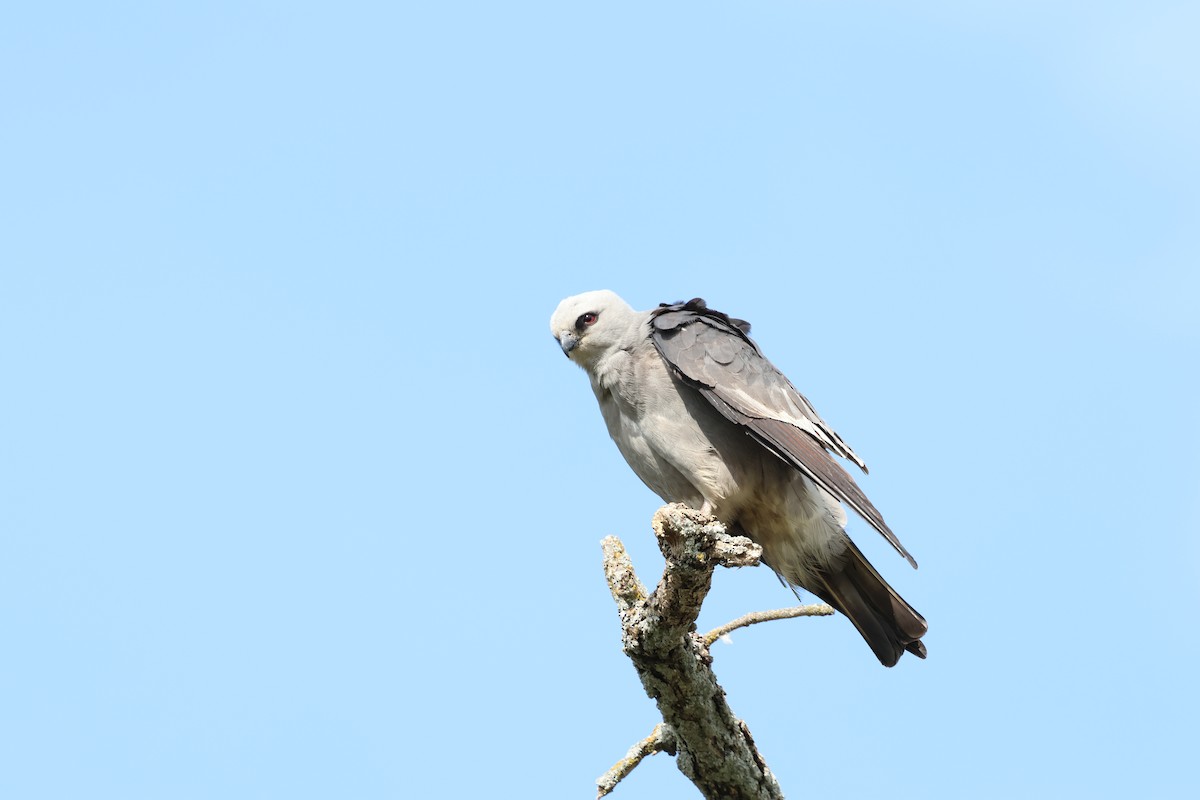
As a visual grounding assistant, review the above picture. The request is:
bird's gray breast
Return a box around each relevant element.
[590,347,740,509]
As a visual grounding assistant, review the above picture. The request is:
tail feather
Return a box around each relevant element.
[810,540,927,667]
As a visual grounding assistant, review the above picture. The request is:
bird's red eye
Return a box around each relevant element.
[576,312,599,330]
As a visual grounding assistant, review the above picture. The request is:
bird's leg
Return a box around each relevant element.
[699,500,714,517]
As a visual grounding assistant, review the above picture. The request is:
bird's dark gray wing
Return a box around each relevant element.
[650,298,917,568]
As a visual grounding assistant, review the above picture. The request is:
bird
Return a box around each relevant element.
[549,290,927,666]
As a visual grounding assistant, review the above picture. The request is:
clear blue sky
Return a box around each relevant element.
[3,3,1197,798]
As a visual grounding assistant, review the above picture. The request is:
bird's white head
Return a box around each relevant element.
[549,290,638,371]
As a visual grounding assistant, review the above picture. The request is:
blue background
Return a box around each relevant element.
[3,3,1197,797]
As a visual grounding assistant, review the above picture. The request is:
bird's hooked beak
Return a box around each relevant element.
[557,331,580,358]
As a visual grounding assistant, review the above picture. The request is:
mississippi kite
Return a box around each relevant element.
[550,290,927,666]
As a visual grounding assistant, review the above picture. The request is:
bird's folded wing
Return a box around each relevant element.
[650,299,917,568]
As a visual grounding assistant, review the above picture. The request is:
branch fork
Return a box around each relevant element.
[596,504,833,799]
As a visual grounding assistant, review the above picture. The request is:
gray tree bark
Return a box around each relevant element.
[597,504,832,799]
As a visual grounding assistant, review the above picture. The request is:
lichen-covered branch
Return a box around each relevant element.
[703,604,835,646]
[600,536,647,613]
[598,504,814,799]
[596,723,677,798]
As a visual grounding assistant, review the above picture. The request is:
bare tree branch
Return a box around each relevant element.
[598,503,830,799]
[703,604,835,647]
[596,723,677,798]
[600,535,647,612]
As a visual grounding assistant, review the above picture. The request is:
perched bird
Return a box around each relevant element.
[549,290,927,666]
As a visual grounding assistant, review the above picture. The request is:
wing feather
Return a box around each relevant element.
[650,298,917,568]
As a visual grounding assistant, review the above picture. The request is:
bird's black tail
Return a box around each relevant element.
[811,540,927,667]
